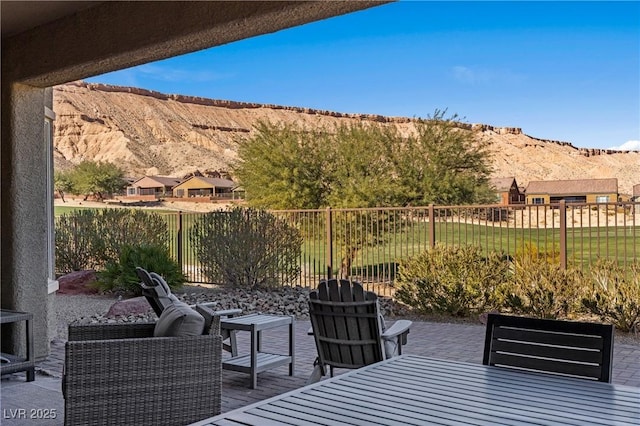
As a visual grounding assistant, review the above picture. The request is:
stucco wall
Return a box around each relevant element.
[173,178,214,197]
[1,83,51,358]
[526,194,550,204]
[585,193,617,203]
[527,193,618,204]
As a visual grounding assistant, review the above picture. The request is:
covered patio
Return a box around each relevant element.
[3,3,639,425]
[1,0,385,363]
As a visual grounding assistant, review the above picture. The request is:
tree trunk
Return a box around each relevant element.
[338,246,357,279]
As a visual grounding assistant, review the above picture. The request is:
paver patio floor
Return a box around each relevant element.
[2,320,639,425]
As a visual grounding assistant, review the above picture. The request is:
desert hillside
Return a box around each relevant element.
[53,81,640,195]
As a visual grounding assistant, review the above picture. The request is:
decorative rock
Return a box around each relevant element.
[73,285,413,326]
[106,296,153,317]
[57,270,99,295]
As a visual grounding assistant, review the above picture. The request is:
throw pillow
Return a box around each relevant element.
[154,301,205,337]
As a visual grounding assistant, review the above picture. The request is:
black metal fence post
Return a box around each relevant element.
[428,204,436,249]
[326,207,333,279]
[177,211,183,267]
[559,201,567,270]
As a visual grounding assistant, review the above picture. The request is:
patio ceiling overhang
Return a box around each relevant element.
[1,0,390,359]
[2,1,389,87]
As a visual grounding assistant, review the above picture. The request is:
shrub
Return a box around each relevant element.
[97,244,186,295]
[55,208,169,274]
[395,245,510,316]
[190,207,302,289]
[504,257,585,319]
[515,242,560,265]
[55,209,102,273]
[582,259,640,332]
[92,209,169,266]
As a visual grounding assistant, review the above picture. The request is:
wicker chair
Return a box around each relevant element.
[63,313,222,426]
[136,266,241,355]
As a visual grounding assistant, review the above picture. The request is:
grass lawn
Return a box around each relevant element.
[55,205,98,216]
[297,221,640,282]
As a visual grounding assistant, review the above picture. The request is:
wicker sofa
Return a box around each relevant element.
[63,313,222,426]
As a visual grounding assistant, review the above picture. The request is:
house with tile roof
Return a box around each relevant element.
[172,176,236,198]
[525,178,618,205]
[489,177,525,205]
[126,175,182,197]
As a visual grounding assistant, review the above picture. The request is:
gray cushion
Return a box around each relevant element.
[154,301,205,337]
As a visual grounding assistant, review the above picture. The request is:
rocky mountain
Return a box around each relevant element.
[53,81,640,194]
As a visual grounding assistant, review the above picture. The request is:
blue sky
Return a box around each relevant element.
[87,1,640,150]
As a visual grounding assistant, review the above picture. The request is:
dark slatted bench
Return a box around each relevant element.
[483,313,614,382]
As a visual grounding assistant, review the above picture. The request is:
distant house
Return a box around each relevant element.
[126,176,182,197]
[525,178,618,205]
[633,184,640,202]
[489,177,525,205]
[172,176,236,198]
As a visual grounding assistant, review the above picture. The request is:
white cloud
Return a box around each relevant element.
[451,66,525,85]
[452,66,478,84]
[608,140,640,151]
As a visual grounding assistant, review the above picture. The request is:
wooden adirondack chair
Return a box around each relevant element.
[308,279,412,383]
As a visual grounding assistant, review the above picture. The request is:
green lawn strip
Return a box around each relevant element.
[303,222,640,279]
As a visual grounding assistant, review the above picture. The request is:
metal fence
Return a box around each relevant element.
[162,201,639,296]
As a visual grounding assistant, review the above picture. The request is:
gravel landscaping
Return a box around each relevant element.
[55,284,639,345]
[55,285,413,340]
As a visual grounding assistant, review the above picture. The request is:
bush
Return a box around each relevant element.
[55,209,102,273]
[582,259,640,332]
[515,242,560,265]
[55,208,169,274]
[190,207,302,289]
[504,257,585,319]
[93,209,169,266]
[395,245,510,316]
[97,244,186,295]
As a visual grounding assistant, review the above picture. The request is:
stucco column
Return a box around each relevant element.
[1,82,52,359]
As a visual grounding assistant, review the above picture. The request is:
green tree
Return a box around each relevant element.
[67,160,126,201]
[54,170,74,202]
[396,110,494,206]
[325,123,405,208]
[235,121,330,209]
[234,112,494,278]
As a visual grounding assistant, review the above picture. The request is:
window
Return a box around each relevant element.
[532,197,544,205]
[596,196,609,203]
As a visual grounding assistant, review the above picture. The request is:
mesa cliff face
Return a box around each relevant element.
[53,81,640,194]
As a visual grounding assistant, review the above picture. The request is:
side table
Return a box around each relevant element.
[0,309,35,381]
[221,313,295,389]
